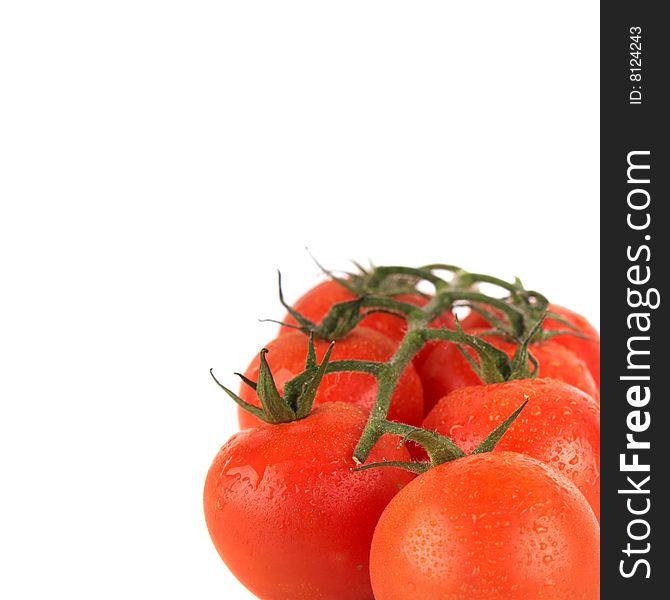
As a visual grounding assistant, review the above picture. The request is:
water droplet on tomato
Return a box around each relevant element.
[225,465,260,489]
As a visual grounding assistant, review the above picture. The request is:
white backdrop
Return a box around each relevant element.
[1,2,598,598]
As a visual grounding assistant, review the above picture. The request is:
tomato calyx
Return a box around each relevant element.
[354,398,529,475]
[453,315,544,384]
[274,270,427,340]
[210,335,336,424]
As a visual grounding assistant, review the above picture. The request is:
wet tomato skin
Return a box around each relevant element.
[422,378,600,520]
[417,330,598,414]
[238,328,424,429]
[369,452,600,600]
[204,403,415,600]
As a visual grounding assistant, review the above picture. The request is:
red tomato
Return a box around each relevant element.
[238,328,424,428]
[417,330,598,413]
[279,278,455,367]
[544,304,600,388]
[204,403,415,600]
[423,378,600,520]
[369,452,600,600]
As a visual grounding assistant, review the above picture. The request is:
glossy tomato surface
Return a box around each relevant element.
[238,328,424,428]
[370,452,600,600]
[204,403,415,600]
[423,378,600,519]
[418,330,598,412]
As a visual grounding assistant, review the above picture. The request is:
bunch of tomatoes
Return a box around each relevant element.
[204,263,600,600]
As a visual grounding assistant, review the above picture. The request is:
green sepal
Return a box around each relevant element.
[293,340,335,419]
[275,270,369,340]
[211,339,337,425]
[256,349,297,423]
[276,270,320,333]
[453,319,512,383]
[471,398,529,454]
[304,332,318,370]
[508,314,545,379]
[315,298,368,339]
[261,338,336,422]
[209,369,267,422]
[235,371,257,391]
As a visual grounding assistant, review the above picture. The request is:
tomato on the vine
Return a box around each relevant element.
[206,264,601,599]
[369,452,600,600]
[422,378,600,519]
[204,403,415,600]
[238,328,424,428]
[418,329,598,412]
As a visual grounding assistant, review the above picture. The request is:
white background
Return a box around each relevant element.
[0,2,598,598]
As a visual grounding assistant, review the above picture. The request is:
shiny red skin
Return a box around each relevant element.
[417,330,598,414]
[204,403,415,600]
[462,303,600,388]
[423,378,600,520]
[279,278,455,368]
[369,452,600,600]
[238,328,424,429]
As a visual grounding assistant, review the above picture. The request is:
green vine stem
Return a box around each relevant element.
[276,269,543,342]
